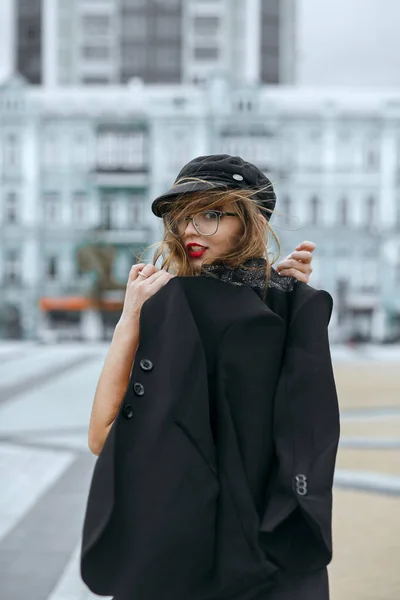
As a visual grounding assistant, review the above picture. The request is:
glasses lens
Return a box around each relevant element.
[193,211,219,235]
[165,211,219,236]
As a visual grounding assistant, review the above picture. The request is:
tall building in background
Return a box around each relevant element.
[38,0,295,86]
[16,0,42,84]
[120,0,183,84]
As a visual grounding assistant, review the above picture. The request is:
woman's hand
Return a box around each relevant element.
[275,241,315,284]
[119,263,175,325]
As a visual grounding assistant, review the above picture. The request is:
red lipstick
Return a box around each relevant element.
[186,242,208,258]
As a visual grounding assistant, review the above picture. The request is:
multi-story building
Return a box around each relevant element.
[1,74,400,342]
[10,0,296,86]
[16,0,42,84]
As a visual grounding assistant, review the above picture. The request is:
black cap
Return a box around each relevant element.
[151,154,276,220]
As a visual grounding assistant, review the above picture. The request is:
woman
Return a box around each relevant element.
[81,154,339,600]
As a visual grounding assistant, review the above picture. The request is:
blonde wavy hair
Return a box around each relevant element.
[136,177,283,296]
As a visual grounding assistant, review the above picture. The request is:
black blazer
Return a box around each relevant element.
[80,274,340,600]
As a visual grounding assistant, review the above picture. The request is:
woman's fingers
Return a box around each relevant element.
[121,264,174,324]
[277,254,313,272]
[288,250,313,263]
[128,263,147,281]
[295,240,316,252]
[128,263,160,282]
[276,255,314,283]
[276,240,316,283]
[147,269,175,290]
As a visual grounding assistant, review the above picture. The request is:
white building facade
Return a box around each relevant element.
[1,74,400,341]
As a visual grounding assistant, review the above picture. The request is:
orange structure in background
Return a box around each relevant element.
[39,297,124,312]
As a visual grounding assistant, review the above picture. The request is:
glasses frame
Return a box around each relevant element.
[167,210,239,237]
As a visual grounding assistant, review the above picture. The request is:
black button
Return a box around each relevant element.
[123,404,133,419]
[140,359,153,371]
[133,382,145,396]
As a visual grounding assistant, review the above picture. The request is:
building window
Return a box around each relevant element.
[125,132,146,168]
[220,134,271,169]
[47,256,58,280]
[366,195,376,226]
[72,133,89,166]
[235,99,254,112]
[193,16,220,35]
[97,133,115,167]
[3,134,19,168]
[97,131,147,170]
[336,130,355,170]
[365,142,379,170]
[100,195,114,230]
[72,192,88,224]
[310,195,320,225]
[339,196,348,226]
[43,132,58,167]
[4,250,21,283]
[43,192,61,223]
[193,46,219,60]
[129,198,143,228]
[5,192,18,224]
[82,15,111,35]
[82,46,110,60]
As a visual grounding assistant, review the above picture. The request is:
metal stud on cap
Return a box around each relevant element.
[232,173,244,181]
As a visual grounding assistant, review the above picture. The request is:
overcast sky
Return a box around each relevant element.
[298,0,400,86]
[0,0,400,87]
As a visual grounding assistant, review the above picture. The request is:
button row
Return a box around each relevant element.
[295,474,308,496]
[122,358,153,419]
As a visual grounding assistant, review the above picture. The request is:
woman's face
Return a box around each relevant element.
[180,201,244,267]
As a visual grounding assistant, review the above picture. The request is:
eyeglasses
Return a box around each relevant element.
[165,210,239,237]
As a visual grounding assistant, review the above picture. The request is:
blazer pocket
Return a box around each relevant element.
[174,418,218,479]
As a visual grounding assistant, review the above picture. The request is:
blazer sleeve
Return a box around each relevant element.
[260,287,340,574]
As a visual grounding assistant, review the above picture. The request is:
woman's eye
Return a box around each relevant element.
[203,212,218,220]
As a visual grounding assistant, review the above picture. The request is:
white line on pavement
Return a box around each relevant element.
[0,443,74,542]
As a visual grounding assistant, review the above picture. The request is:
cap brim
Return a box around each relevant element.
[151,181,228,217]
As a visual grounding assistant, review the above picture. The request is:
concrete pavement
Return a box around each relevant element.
[0,341,399,600]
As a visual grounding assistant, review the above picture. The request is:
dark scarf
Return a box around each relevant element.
[200,257,296,301]
[200,257,268,300]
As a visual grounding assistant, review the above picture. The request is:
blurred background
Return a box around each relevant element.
[0,0,399,599]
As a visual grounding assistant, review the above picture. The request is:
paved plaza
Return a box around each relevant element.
[0,341,399,600]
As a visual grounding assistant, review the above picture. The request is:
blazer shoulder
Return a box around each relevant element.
[291,281,333,326]
[266,271,333,328]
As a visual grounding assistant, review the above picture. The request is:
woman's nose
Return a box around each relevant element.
[184,218,198,235]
